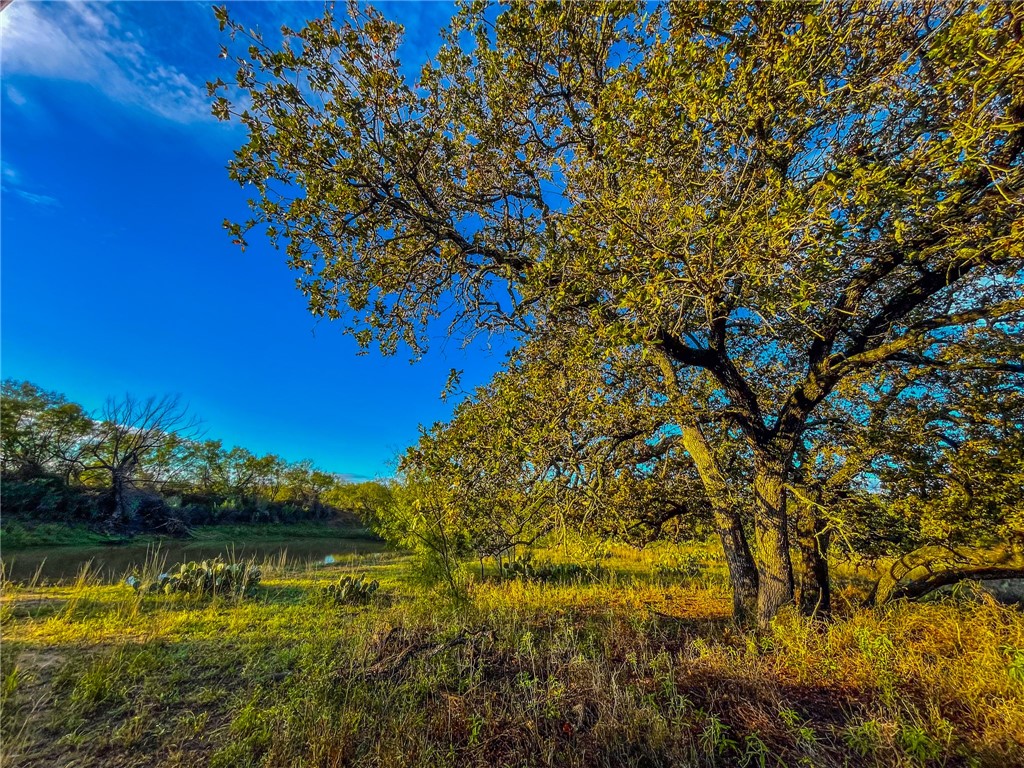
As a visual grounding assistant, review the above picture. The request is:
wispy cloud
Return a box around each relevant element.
[0,1,212,124]
[1,159,60,207]
[7,187,60,207]
[2,160,20,184]
[5,84,26,106]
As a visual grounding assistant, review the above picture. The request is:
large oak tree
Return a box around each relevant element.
[215,0,1023,624]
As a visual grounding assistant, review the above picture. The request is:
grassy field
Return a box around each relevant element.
[1,544,1022,768]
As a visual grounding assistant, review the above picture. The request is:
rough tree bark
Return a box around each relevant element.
[871,566,1024,604]
[680,423,759,623]
[657,351,759,623]
[868,545,1024,605]
[752,450,795,626]
[794,497,831,617]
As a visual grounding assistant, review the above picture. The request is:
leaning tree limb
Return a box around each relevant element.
[872,566,1024,605]
[867,546,1024,606]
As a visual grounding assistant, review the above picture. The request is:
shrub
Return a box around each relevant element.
[319,575,379,605]
[500,556,607,584]
[371,477,471,597]
[179,503,211,526]
[0,476,102,522]
[127,557,260,598]
[654,552,706,581]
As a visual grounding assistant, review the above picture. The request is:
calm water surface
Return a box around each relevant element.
[1,536,389,583]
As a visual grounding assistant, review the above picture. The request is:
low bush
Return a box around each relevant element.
[654,551,706,581]
[0,476,103,523]
[499,556,607,584]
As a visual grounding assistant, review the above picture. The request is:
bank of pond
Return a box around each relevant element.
[0,521,386,582]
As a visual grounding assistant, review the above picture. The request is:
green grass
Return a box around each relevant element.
[0,519,377,553]
[0,521,124,550]
[1,544,1022,767]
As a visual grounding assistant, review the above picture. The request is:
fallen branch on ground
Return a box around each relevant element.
[356,627,495,679]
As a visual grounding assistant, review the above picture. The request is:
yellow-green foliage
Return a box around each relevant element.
[1,545,1022,767]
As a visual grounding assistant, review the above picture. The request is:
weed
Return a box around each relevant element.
[898,722,943,765]
[844,719,882,757]
[700,713,738,757]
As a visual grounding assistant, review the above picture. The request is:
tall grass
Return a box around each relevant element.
[0,544,1021,767]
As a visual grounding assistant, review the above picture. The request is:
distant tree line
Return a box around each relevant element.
[0,380,389,534]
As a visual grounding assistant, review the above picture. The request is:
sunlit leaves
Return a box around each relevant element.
[213,1,1023,616]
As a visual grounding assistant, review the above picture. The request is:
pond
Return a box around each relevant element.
[0,535,390,583]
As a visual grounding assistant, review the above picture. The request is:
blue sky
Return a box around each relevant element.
[0,0,511,480]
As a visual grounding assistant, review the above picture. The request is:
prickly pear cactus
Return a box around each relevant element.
[127,557,260,597]
[321,574,380,605]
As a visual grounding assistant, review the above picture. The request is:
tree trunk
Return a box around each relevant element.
[111,471,129,528]
[655,351,758,623]
[794,497,831,617]
[680,424,759,623]
[752,451,795,627]
[714,501,760,624]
